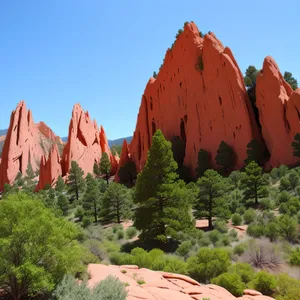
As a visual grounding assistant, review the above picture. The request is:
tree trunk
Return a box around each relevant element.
[106,173,109,185]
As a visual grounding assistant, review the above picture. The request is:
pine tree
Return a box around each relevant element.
[292,133,300,157]
[55,176,65,192]
[195,169,228,229]
[99,153,111,185]
[68,161,85,202]
[196,149,211,178]
[244,65,259,87]
[284,71,298,90]
[118,161,137,187]
[134,130,194,243]
[24,163,37,191]
[245,139,264,165]
[93,161,101,177]
[57,193,69,216]
[215,141,236,173]
[241,161,269,205]
[101,182,132,224]
[82,173,100,223]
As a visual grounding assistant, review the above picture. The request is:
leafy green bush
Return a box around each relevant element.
[243,208,256,224]
[275,273,300,300]
[289,247,300,266]
[187,248,231,283]
[228,263,254,284]
[54,275,127,300]
[163,256,187,274]
[231,213,242,225]
[176,241,193,257]
[211,273,245,296]
[208,229,222,244]
[233,243,247,256]
[250,271,277,296]
[265,221,279,242]
[126,226,137,239]
[117,230,125,240]
[246,223,265,238]
[82,216,93,228]
[214,220,228,233]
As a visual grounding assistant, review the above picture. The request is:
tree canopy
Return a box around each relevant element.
[68,161,85,202]
[284,71,298,90]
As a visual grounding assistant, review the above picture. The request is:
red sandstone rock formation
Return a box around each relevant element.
[256,56,300,167]
[37,121,63,144]
[128,22,260,175]
[87,264,275,300]
[99,126,119,175]
[0,101,46,190]
[115,139,130,181]
[61,105,118,176]
[35,143,62,191]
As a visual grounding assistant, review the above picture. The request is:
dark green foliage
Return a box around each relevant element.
[118,161,137,187]
[101,182,132,224]
[83,173,101,222]
[277,214,297,242]
[195,169,229,228]
[241,161,269,205]
[279,196,300,216]
[280,170,300,193]
[247,223,265,238]
[57,193,69,216]
[153,71,157,79]
[99,153,111,184]
[284,71,298,90]
[23,163,37,191]
[292,133,300,157]
[175,28,183,38]
[244,65,259,87]
[186,248,231,283]
[228,263,254,284]
[126,227,137,239]
[245,139,264,165]
[0,193,83,300]
[171,136,185,167]
[75,206,84,221]
[55,176,65,192]
[134,130,194,243]
[265,221,280,242]
[243,208,256,224]
[289,247,300,266]
[68,161,85,201]
[229,170,242,189]
[211,273,246,296]
[215,141,236,173]
[196,149,211,178]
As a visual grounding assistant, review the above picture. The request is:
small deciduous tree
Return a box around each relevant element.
[196,149,211,178]
[241,161,269,205]
[68,161,85,202]
[215,141,236,173]
[101,182,132,224]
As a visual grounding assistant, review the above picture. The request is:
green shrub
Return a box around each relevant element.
[289,247,300,266]
[199,236,211,247]
[211,273,245,296]
[250,271,277,296]
[131,248,152,268]
[277,191,291,204]
[54,275,127,300]
[75,206,84,221]
[109,252,133,265]
[163,256,187,274]
[221,236,230,246]
[265,221,279,242]
[243,208,256,224]
[233,244,247,256]
[229,229,238,238]
[275,273,300,300]
[112,224,123,233]
[231,213,242,225]
[117,230,125,240]
[246,224,265,238]
[236,206,246,215]
[176,241,193,257]
[228,263,254,284]
[126,226,137,239]
[214,220,228,233]
[82,216,93,228]
[187,248,231,283]
[208,229,222,244]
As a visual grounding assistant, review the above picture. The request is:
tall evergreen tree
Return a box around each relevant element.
[195,169,228,229]
[99,153,111,185]
[215,141,236,173]
[244,65,259,87]
[93,160,101,178]
[57,193,69,216]
[241,161,269,205]
[82,173,100,222]
[245,139,264,165]
[101,182,132,224]
[24,163,37,191]
[118,161,137,187]
[196,149,211,178]
[229,170,242,189]
[292,133,300,157]
[55,176,65,192]
[134,130,194,243]
[284,71,298,90]
[68,161,85,202]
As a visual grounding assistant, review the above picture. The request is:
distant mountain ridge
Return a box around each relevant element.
[0,129,8,136]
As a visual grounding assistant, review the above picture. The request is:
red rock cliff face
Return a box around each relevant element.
[37,121,63,144]
[256,57,300,167]
[61,104,118,176]
[35,143,62,191]
[129,22,260,174]
[0,101,46,190]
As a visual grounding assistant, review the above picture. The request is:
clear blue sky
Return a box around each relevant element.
[0,0,299,140]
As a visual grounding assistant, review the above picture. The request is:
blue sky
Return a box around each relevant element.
[0,0,299,139]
